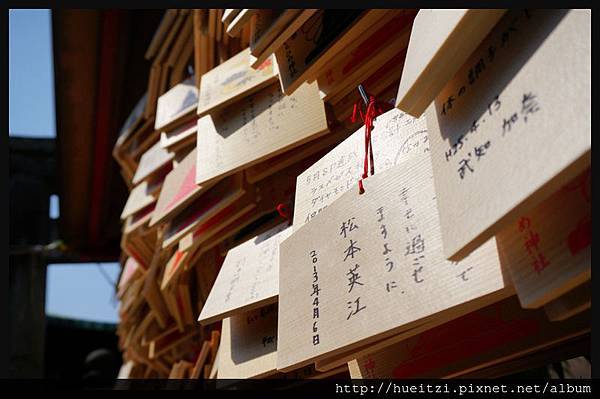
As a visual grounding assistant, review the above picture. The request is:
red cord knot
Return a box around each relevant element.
[352,93,384,194]
[276,203,291,221]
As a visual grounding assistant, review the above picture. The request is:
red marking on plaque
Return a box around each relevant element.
[165,165,197,212]
[364,356,376,377]
[518,216,550,274]
[257,57,272,71]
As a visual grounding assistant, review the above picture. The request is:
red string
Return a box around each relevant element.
[352,94,384,194]
[276,203,290,221]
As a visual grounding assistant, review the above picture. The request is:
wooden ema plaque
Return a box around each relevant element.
[132,140,175,185]
[395,9,506,117]
[199,223,292,325]
[120,180,157,221]
[496,168,591,309]
[347,296,590,378]
[178,194,258,257]
[179,148,318,270]
[160,119,198,151]
[120,230,153,271]
[150,148,217,227]
[124,203,156,235]
[126,118,158,162]
[196,47,278,116]
[293,107,428,229]
[154,76,198,131]
[195,81,328,186]
[116,93,148,148]
[274,10,375,95]
[226,9,257,37]
[161,173,246,250]
[118,257,144,299]
[161,274,195,332]
[425,9,590,260]
[161,248,189,291]
[218,304,350,383]
[218,304,279,379]
[142,238,171,329]
[180,151,313,268]
[244,126,349,185]
[277,151,510,371]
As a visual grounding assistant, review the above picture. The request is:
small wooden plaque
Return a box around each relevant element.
[150,148,217,227]
[496,168,591,308]
[425,9,591,260]
[218,304,279,379]
[155,76,199,131]
[395,9,506,117]
[293,107,428,229]
[278,152,509,371]
[133,140,175,185]
[199,223,292,325]
[196,48,278,117]
[195,81,328,186]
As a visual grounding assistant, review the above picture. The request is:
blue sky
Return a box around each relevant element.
[46,263,121,324]
[10,9,120,324]
[9,9,56,138]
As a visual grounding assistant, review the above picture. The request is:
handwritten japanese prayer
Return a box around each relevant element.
[394,9,506,117]
[278,151,509,371]
[425,9,590,260]
[195,81,328,186]
[198,223,292,325]
[293,108,428,229]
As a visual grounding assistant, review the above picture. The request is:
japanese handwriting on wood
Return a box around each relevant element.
[425,9,590,260]
[294,108,428,229]
[278,150,509,371]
